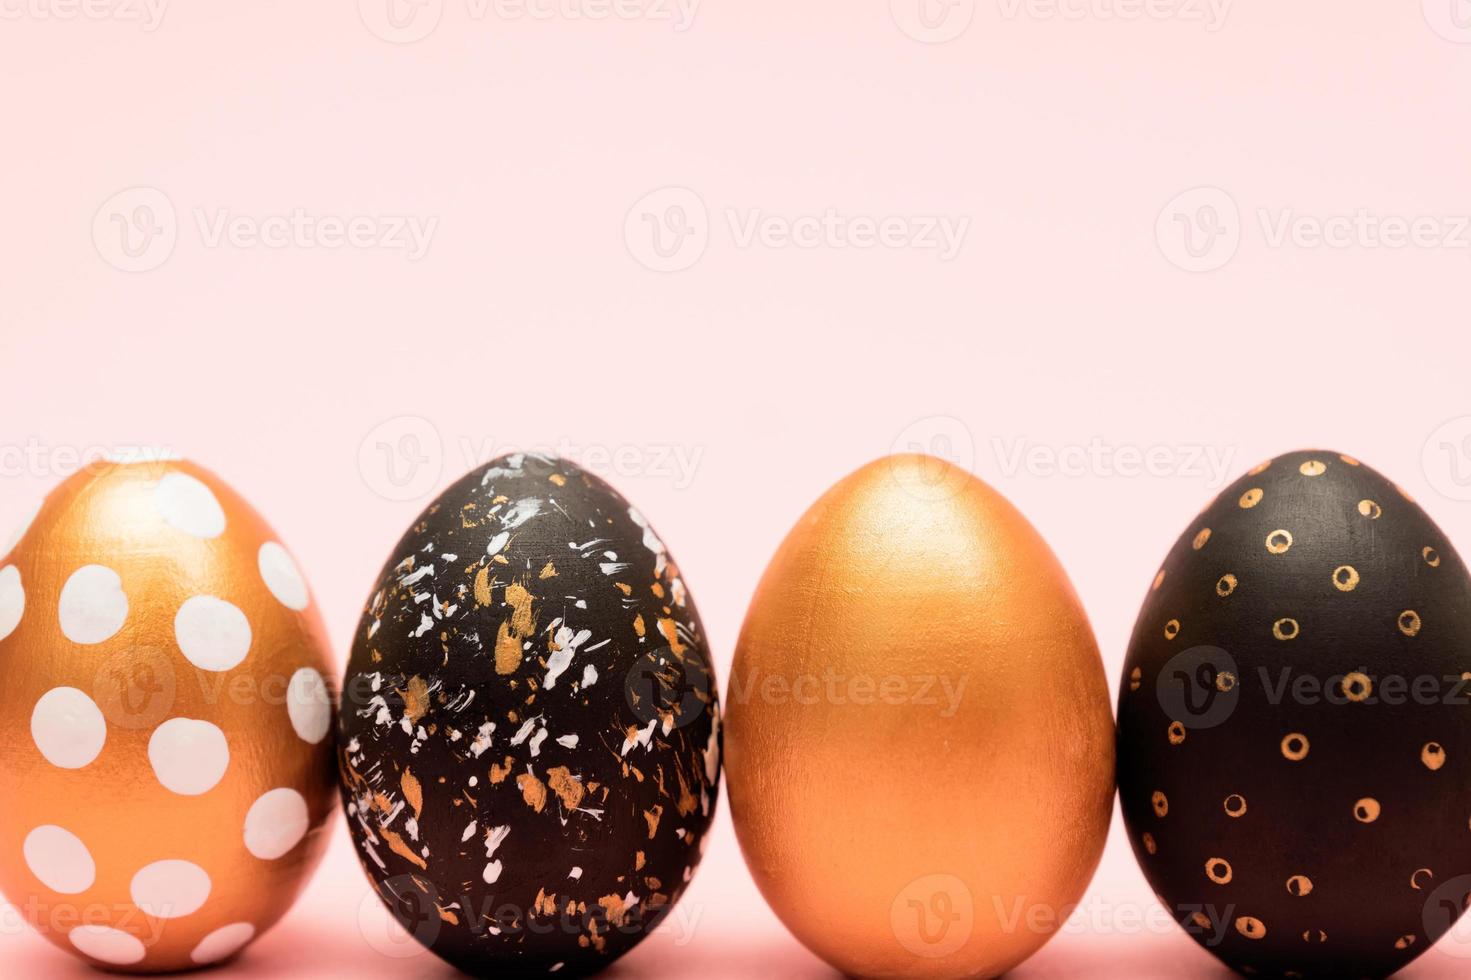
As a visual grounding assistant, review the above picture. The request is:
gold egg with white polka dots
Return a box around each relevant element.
[1117,450,1471,978]
[0,459,336,972]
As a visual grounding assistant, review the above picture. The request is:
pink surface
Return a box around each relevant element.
[3,1,1471,975]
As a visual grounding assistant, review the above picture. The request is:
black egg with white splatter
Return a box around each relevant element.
[339,454,721,977]
[1118,450,1471,977]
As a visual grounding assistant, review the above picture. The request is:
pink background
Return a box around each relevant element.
[4,1,1471,975]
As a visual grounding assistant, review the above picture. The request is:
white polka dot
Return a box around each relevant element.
[32,687,107,769]
[0,566,23,642]
[287,668,331,744]
[190,922,256,965]
[69,925,145,965]
[4,498,42,556]
[130,859,211,919]
[258,541,309,611]
[23,826,96,894]
[244,788,309,860]
[154,472,225,538]
[174,596,252,671]
[148,718,229,795]
[58,565,128,645]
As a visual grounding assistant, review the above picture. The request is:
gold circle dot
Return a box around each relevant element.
[1151,791,1168,817]
[1423,743,1446,771]
[1193,528,1212,550]
[1300,460,1327,476]
[1206,857,1233,884]
[1190,911,1210,929]
[1216,671,1237,693]
[1395,934,1416,950]
[1164,619,1181,640]
[1236,917,1267,940]
[1340,454,1361,466]
[1152,569,1166,591]
[1304,929,1328,943]
[1266,529,1294,555]
[1273,618,1300,641]
[1424,547,1442,568]
[1282,733,1310,761]
[1359,499,1382,519]
[1342,671,1372,702]
[1128,667,1142,692]
[1224,794,1247,817]
[1333,565,1360,592]
[1286,875,1313,897]
[1216,574,1237,597]
[1239,488,1264,509]
[1354,797,1381,823]
[1142,832,1157,855]
[1167,721,1187,745]
[1400,610,1422,637]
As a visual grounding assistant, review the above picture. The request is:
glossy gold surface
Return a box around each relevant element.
[725,455,1115,979]
[0,459,336,972]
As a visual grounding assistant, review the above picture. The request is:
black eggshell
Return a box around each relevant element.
[339,453,721,977]
[1118,450,1471,978]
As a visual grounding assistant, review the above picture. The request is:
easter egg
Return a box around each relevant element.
[339,453,720,976]
[724,454,1115,979]
[0,458,336,972]
[1118,450,1471,976]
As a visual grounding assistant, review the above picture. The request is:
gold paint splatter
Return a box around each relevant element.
[1193,528,1212,550]
[494,582,537,675]
[1266,529,1293,555]
[1341,454,1361,466]
[437,905,459,925]
[1216,574,1237,597]
[547,766,585,810]
[1354,797,1381,823]
[1395,934,1416,950]
[1273,618,1300,641]
[615,583,633,596]
[1423,743,1446,771]
[598,893,632,927]
[534,888,557,916]
[1190,912,1210,929]
[489,757,513,784]
[474,566,493,607]
[1224,794,1247,817]
[539,562,558,579]
[1400,610,1423,637]
[1237,917,1266,940]
[651,582,666,599]
[1164,619,1181,641]
[1152,569,1166,591]
[635,851,646,871]
[1142,832,1157,855]
[1206,858,1233,884]
[1281,733,1310,761]
[401,676,430,726]
[506,582,534,634]
[1286,875,1313,896]
[518,772,548,813]
[548,473,567,486]
[632,614,646,637]
[644,804,664,839]
[1359,499,1382,519]
[402,769,423,819]
[381,828,427,869]
[1151,791,1169,817]
[1300,460,1327,477]
[1424,547,1442,568]
[1129,667,1142,692]
[1333,566,1360,592]
[1167,721,1187,745]
[1239,488,1264,509]
[1341,672,1372,702]
[495,624,522,675]
[657,617,686,655]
